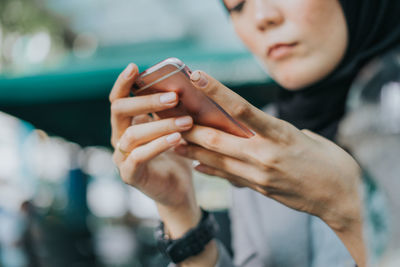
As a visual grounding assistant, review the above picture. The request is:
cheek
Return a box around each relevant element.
[298,0,348,65]
[234,19,262,56]
[298,1,347,47]
[271,1,348,89]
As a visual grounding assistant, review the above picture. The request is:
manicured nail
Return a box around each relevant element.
[190,71,208,88]
[175,145,187,155]
[123,63,135,80]
[160,92,177,104]
[175,116,193,128]
[166,132,181,144]
[192,160,200,168]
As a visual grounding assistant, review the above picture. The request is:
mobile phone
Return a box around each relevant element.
[132,58,254,138]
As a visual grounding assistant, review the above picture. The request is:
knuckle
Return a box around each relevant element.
[132,114,148,125]
[110,101,121,115]
[165,118,177,131]
[276,121,296,144]
[205,83,219,96]
[254,172,273,190]
[203,130,220,149]
[258,152,279,171]
[129,152,143,167]
[144,99,159,112]
[125,127,137,143]
[232,102,251,119]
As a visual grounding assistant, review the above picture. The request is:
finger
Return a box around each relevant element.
[111,92,178,118]
[182,125,251,163]
[113,142,129,166]
[190,70,284,140]
[109,63,139,103]
[111,92,178,147]
[175,144,265,186]
[109,63,139,147]
[152,112,161,121]
[194,164,247,188]
[132,114,152,125]
[118,132,182,184]
[118,116,193,153]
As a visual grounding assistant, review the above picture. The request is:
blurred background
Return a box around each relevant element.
[0,0,277,266]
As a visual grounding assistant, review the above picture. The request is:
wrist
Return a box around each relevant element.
[156,208,219,265]
[322,164,363,232]
[321,168,366,267]
[157,202,202,239]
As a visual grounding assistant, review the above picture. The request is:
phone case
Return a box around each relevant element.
[132,58,254,138]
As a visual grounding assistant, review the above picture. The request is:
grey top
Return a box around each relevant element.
[215,187,355,267]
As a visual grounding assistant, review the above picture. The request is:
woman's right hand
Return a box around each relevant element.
[109,64,201,237]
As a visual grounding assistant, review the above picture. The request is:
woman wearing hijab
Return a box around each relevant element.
[109,0,400,266]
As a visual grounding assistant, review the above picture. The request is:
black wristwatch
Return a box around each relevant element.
[155,208,219,264]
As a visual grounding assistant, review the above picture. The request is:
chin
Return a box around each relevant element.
[271,71,317,90]
[267,61,331,91]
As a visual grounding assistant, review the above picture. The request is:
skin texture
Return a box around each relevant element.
[225,0,348,89]
[110,64,217,266]
[110,1,365,266]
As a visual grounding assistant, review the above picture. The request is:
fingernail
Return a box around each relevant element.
[123,63,135,80]
[191,71,208,88]
[160,92,177,104]
[175,116,193,128]
[192,160,200,168]
[175,145,187,155]
[166,132,181,144]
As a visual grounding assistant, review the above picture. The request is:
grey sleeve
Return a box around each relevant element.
[214,239,235,267]
[167,239,235,267]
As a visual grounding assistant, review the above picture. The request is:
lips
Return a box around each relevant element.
[267,42,298,60]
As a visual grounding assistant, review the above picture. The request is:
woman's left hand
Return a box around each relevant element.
[175,70,363,232]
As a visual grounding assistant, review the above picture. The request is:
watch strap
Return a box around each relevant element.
[155,208,219,264]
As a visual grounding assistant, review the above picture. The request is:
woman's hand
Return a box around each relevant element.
[110,63,201,238]
[175,70,365,265]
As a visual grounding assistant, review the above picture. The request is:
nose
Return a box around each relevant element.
[254,0,283,31]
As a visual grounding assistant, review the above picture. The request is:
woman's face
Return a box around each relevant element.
[224,0,348,90]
